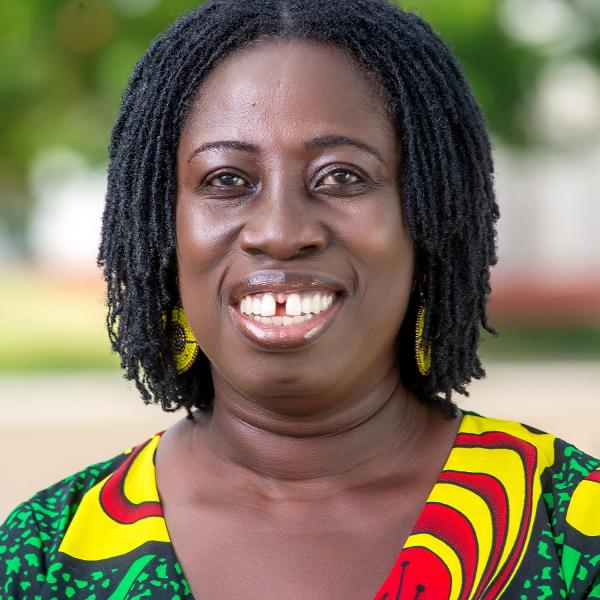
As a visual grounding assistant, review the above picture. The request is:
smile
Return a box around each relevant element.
[240,290,335,325]
[229,289,344,350]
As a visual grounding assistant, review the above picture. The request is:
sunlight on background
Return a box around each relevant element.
[1,0,599,519]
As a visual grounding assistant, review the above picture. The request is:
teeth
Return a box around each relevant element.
[261,314,323,326]
[240,291,337,319]
[301,295,312,314]
[261,293,276,317]
[311,293,321,314]
[285,293,302,316]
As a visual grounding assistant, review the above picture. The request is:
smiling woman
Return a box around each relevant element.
[175,38,417,405]
[1,1,599,599]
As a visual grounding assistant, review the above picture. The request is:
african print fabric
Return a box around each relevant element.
[1,412,599,599]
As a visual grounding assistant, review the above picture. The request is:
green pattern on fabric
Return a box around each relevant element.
[107,555,156,600]
[509,439,600,598]
[2,417,599,599]
[0,450,191,599]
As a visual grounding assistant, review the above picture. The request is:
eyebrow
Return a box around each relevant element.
[186,134,384,165]
[304,135,384,165]
[187,140,259,163]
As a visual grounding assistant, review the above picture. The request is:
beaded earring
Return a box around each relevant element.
[167,307,199,374]
[414,281,432,377]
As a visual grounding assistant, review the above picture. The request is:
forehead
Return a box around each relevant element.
[180,38,396,154]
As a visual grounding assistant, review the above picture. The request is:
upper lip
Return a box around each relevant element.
[229,270,348,304]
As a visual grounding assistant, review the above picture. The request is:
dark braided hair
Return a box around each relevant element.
[98,0,499,419]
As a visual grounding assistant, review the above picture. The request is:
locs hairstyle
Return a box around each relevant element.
[99,0,499,418]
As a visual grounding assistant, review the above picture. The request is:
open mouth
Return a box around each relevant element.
[229,289,344,350]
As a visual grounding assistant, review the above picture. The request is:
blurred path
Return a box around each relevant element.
[1,361,599,520]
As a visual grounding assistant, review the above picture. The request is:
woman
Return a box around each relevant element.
[1,0,599,598]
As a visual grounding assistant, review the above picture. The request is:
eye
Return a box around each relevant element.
[318,169,362,187]
[205,171,250,189]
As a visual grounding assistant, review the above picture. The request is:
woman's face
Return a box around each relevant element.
[176,38,415,414]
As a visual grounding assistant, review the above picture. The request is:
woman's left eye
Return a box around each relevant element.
[206,172,248,188]
[317,169,362,186]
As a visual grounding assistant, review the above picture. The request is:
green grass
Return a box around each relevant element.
[480,324,600,361]
[0,274,119,372]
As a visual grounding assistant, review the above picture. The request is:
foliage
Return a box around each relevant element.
[1,0,599,240]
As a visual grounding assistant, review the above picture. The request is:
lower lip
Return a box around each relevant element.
[228,296,345,350]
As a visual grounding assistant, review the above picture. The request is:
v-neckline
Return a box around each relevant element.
[370,411,469,599]
[153,411,470,600]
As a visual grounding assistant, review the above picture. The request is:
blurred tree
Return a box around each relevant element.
[0,0,599,249]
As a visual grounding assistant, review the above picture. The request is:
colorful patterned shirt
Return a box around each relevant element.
[1,412,599,599]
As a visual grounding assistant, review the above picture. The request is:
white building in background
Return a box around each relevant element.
[28,148,105,275]
[491,146,600,321]
[494,145,600,279]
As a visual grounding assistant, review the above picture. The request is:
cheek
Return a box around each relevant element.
[344,196,415,319]
[176,200,227,268]
[175,198,233,319]
[345,196,413,270]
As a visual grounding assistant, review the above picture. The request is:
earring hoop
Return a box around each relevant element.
[414,281,432,376]
[167,307,199,374]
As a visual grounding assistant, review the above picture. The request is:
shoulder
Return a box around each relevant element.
[0,439,142,598]
[457,412,600,524]
[457,411,598,472]
[457,411,600,597]
[541,436,600,597]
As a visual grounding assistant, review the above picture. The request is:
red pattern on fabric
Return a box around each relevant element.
[456,432,537,597]
[99,437,164,524]
[372,430,538,599]
[586,470,600,484]
[374,547,451,599]
[414,503,478,599]
[440,471,508,596]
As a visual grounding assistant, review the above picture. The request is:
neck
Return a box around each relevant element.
[187,367,445,497]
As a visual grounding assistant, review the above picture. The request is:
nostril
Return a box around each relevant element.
[241,242,321,260]
[297,244,320,256]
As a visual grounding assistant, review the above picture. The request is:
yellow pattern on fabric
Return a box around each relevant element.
[58,434,169,561]
[429,482,494,590]
[123,436,162,505]
[448,446,527,584]
[567,467,600,537]
[400,414,556,599]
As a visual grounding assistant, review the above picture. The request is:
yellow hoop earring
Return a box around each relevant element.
[415,305,432,377]
[167,307,199,374]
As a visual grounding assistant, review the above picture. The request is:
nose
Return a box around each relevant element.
[238,183,328,260]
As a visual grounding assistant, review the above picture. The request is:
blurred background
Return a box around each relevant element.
[1,0,599,519]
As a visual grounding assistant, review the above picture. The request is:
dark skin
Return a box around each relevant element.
[155,38,462,599]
